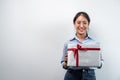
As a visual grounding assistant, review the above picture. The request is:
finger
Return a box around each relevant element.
[65,54,68,57]
[64,57,68,62]
[66,53,68,55]
[64,57,67,60]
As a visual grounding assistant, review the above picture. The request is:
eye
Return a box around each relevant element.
[77,21,80,24]
[83,21,87,25]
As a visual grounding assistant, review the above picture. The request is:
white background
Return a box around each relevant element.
[0,0,120,80]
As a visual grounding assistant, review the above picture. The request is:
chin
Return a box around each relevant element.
[77,33,85,35]
[78,31,86,35]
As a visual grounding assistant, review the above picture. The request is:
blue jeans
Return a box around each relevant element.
[64,69,96,80]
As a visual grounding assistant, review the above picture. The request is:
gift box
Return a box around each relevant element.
[67,43,101,67]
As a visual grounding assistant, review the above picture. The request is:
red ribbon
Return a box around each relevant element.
[68,44,100,67]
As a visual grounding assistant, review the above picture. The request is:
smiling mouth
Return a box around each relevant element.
[78,28,84,32]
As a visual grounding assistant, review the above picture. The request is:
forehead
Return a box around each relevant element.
[76,15,88,22]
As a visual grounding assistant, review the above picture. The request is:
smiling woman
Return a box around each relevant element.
[73,12,90,42]
[61,12,103,80]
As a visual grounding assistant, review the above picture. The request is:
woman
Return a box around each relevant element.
[61,12,103,80]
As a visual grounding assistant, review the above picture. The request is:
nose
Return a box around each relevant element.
[80,23,84,27]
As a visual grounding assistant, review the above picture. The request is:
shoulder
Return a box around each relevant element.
[87,36,100,44]
[64,37,77,44]
[63,37,76,47]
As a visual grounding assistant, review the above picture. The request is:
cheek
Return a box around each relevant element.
[74,24,77,29]
[86,27,89,29]
[85,25,89,29]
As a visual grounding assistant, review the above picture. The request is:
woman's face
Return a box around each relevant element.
[74,15,89,35]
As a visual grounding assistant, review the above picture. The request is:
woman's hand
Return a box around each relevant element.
[64,54,68,63]
[63,54,68,69]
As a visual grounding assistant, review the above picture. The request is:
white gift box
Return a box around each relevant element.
[67,43,101,67]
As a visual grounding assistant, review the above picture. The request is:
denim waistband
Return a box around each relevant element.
[67,68,94,73]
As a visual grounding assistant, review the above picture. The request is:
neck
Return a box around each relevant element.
[76,33,87,42]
